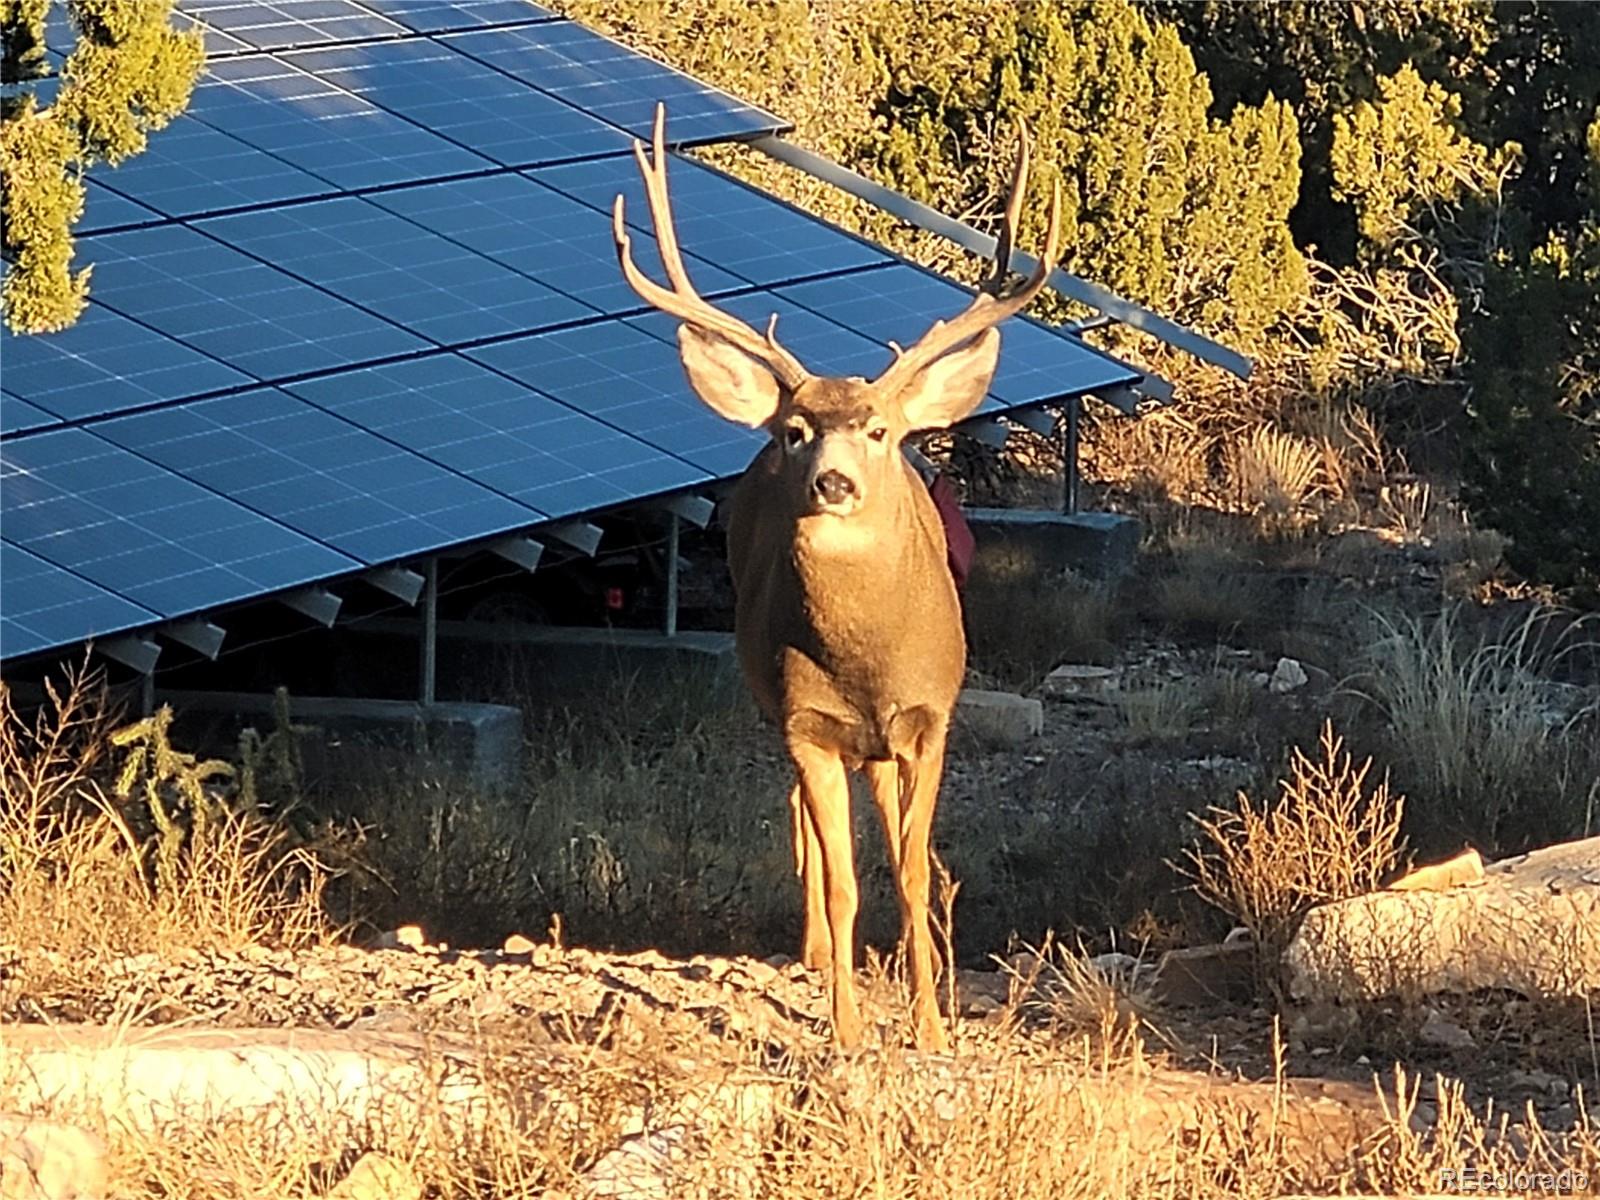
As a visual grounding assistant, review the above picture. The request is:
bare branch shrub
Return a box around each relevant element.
[1182,722,1408,962]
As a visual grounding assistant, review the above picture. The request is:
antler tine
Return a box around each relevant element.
[981,123,1030,297]
[875,125,1062,396]
[612,105,810,390]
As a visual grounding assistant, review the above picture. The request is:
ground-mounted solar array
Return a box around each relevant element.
[0,0,1143,663]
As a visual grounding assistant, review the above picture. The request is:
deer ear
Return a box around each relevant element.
[677,325,782,428]
[893,328,1000,430]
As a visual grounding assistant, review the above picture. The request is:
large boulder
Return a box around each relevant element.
[1285,837,1600,1002]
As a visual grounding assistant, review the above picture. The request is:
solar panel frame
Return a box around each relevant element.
[0,539,162,661]
[283,39,637,168]
[282,353,710,518]
[530,154,892,289]
[775,266,1143,409]
[86,224,428,383]
[1,428,360,618]
[177,1,409,53]
[79,179,162,235]
[191,54,495,191]
[443,21,787,146]
[352,0,559,34]
[1,302,254,423]
[197,196,596,345]
[0,394,64,438]
[365,173,745,318]
[95,388,548,564]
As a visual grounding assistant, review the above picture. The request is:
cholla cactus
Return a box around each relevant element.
[110,705,233,897]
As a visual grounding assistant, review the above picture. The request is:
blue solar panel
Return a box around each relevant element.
[354,0,557,34]
[80,180,161,235]
[95,388,544,563]
[285,39,635,167]
[1,429,358,617]
[624,291,889,383]
[89,114,334,218]
[366,173,743,318]
[777,266,1142,409]
[171,6,256,57]
[1,303,252,422]
[444,23,786,145]
[532,155,890,288]
[0,540,160,661]
[282,354,707,516]
[199,197,594,345]
[192,55,492,190]
[179,1,408,52]
[0,394,63,438]
[87,224,427,381]
[466,320,766,478]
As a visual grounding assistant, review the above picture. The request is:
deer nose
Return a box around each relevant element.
[812,470,857,506]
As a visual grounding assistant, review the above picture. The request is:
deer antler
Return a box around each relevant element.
[613,105,811,391]
[874,124,1063,397]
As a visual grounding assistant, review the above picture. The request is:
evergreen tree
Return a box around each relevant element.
[864,0,1306,348]
[1461,111,1600,595]
[1,0,202,333]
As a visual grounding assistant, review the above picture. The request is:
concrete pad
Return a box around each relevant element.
[163,690,523,793]
[965,509,1141,581]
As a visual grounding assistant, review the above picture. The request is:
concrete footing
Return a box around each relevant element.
[965,509,1140,581]
[162,690,524,793]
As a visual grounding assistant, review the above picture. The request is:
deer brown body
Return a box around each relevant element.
[613,107,1060,1049]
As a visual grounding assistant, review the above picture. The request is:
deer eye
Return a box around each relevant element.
[784,423,809,451]
[867,426,888,443]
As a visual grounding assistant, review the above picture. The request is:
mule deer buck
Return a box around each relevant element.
[613,106,1060,1050]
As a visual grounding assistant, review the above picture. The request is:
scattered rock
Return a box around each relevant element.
[954,689,1043,745]
[501,934,538,955]
[1418,1009,1476,1051]
[1269,657,1308,694]
[326,1151,421,1200]
[1387,848,1484,892]
[373,925,427,952]
[1150,942,1256,1006]
[1089,952,1140,977]
[1041,664,1119,700]
[0,1115,108,1200]
[585,1129,686,1199]
[1286,836,1600,1002]
[1509,1070,1570,1099]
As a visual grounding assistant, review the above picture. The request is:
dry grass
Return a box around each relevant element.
[1182,722,1409,971]
[963,557,1121,690]
[1226,425,1323,538]
[1349,604,1600,855]
[0,667,330,1003]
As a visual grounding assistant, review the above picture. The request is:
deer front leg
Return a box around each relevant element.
[893,725,952,1054]
[792,744,864,1048]
[787,780,831,970]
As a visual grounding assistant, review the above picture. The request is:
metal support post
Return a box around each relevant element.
[664,513,680,639]
[418,557,437,707]
[1063,397,1081,515]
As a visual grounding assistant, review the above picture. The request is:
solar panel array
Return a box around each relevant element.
[1,0,1142,663]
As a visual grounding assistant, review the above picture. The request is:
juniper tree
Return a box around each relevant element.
[1,0,201,333]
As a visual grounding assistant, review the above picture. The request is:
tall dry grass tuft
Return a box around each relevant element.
[1226,425,1322,538]
[0,666,331,1000]
[1351,604,1600,854]
[1182,722,1408,971]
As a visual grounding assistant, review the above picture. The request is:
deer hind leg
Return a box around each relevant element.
[788,780,831,971]
[893,721,952,1053]
[792,744,864,1048]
